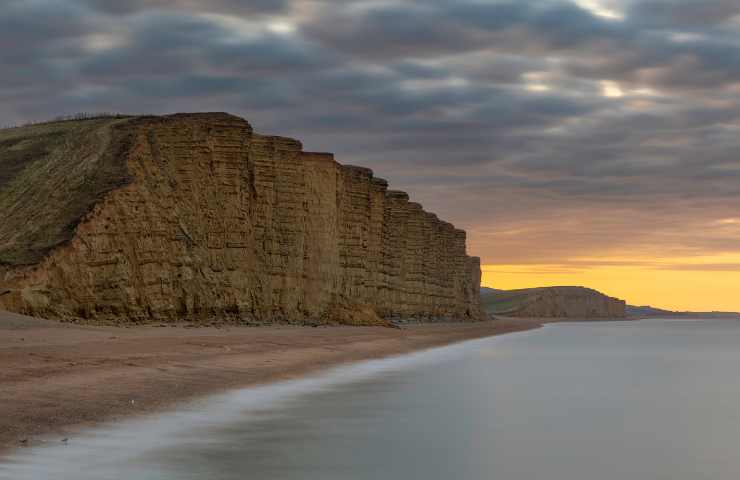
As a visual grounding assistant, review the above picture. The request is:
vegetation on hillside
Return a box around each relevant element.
[0,117,134,266]
[1,113,131,131]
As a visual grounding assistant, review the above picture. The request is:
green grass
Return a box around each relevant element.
[0,118,134,266]
[480,286,607,315]
[480,288,536,314]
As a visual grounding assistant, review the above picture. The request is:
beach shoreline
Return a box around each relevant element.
[0,312,544,455]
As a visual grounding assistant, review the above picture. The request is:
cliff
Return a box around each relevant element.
[481,286,626,318]
[626,305,740,319]
[0,113,482,324]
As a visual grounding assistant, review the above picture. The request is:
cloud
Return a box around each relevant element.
[301,1,625,59]
[77,0,289,15]
[627,0,740,27]
[1,0,740,269]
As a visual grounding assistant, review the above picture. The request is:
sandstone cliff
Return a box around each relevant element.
[0,113,482,324]
[481,286,626,318]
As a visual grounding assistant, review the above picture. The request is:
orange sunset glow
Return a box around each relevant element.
[482,256,740,312]
[460,205,740,313]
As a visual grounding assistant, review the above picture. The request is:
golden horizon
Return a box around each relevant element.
[481,253,740,312]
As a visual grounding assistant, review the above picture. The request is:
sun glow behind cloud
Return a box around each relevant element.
[601,80,625,98]
[574,0,624,20]
[267,20,297,35]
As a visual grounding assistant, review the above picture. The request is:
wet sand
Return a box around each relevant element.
[0,311,542,454]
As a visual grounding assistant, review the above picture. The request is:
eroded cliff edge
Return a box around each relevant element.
[0,113,482,324]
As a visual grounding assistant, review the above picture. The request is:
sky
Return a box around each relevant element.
[2,0,740,311]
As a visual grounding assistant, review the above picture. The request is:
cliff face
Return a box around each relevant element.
[0,113,482,324]
[481,286,626,318]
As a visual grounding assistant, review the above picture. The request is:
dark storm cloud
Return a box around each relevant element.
[2,0,740,265]
[302,1,625,59]
[1,1,91,64]
[627,0,740,27]
[77,0,289,15]
[78,13,333,79]
[562,35,740,92]
[308,0,740,93]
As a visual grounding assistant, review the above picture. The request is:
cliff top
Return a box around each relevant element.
[0,117,134,266]
[481,286,626,317]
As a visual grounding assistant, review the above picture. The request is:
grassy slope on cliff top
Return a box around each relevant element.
[0,117,133,266]
[480,286,616,315]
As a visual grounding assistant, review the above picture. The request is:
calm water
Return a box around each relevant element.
[4,319,740,480]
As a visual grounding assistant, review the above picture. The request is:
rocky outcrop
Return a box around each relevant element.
[481,286,626,318]
[0,113,482,324]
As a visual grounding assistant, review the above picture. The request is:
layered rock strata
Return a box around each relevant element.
[0,113,482,324]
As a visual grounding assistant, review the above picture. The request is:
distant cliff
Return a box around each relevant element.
[627,305,740,319]
[0,113,481,324]
[481,286,626,319]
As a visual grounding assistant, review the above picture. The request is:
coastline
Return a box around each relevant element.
[0,312,542,455]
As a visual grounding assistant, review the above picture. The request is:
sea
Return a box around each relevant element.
[3,318,740,480]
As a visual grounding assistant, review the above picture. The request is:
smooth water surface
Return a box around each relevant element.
[4,319,740,480]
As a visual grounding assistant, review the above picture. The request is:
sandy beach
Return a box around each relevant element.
[0,311,542,454]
